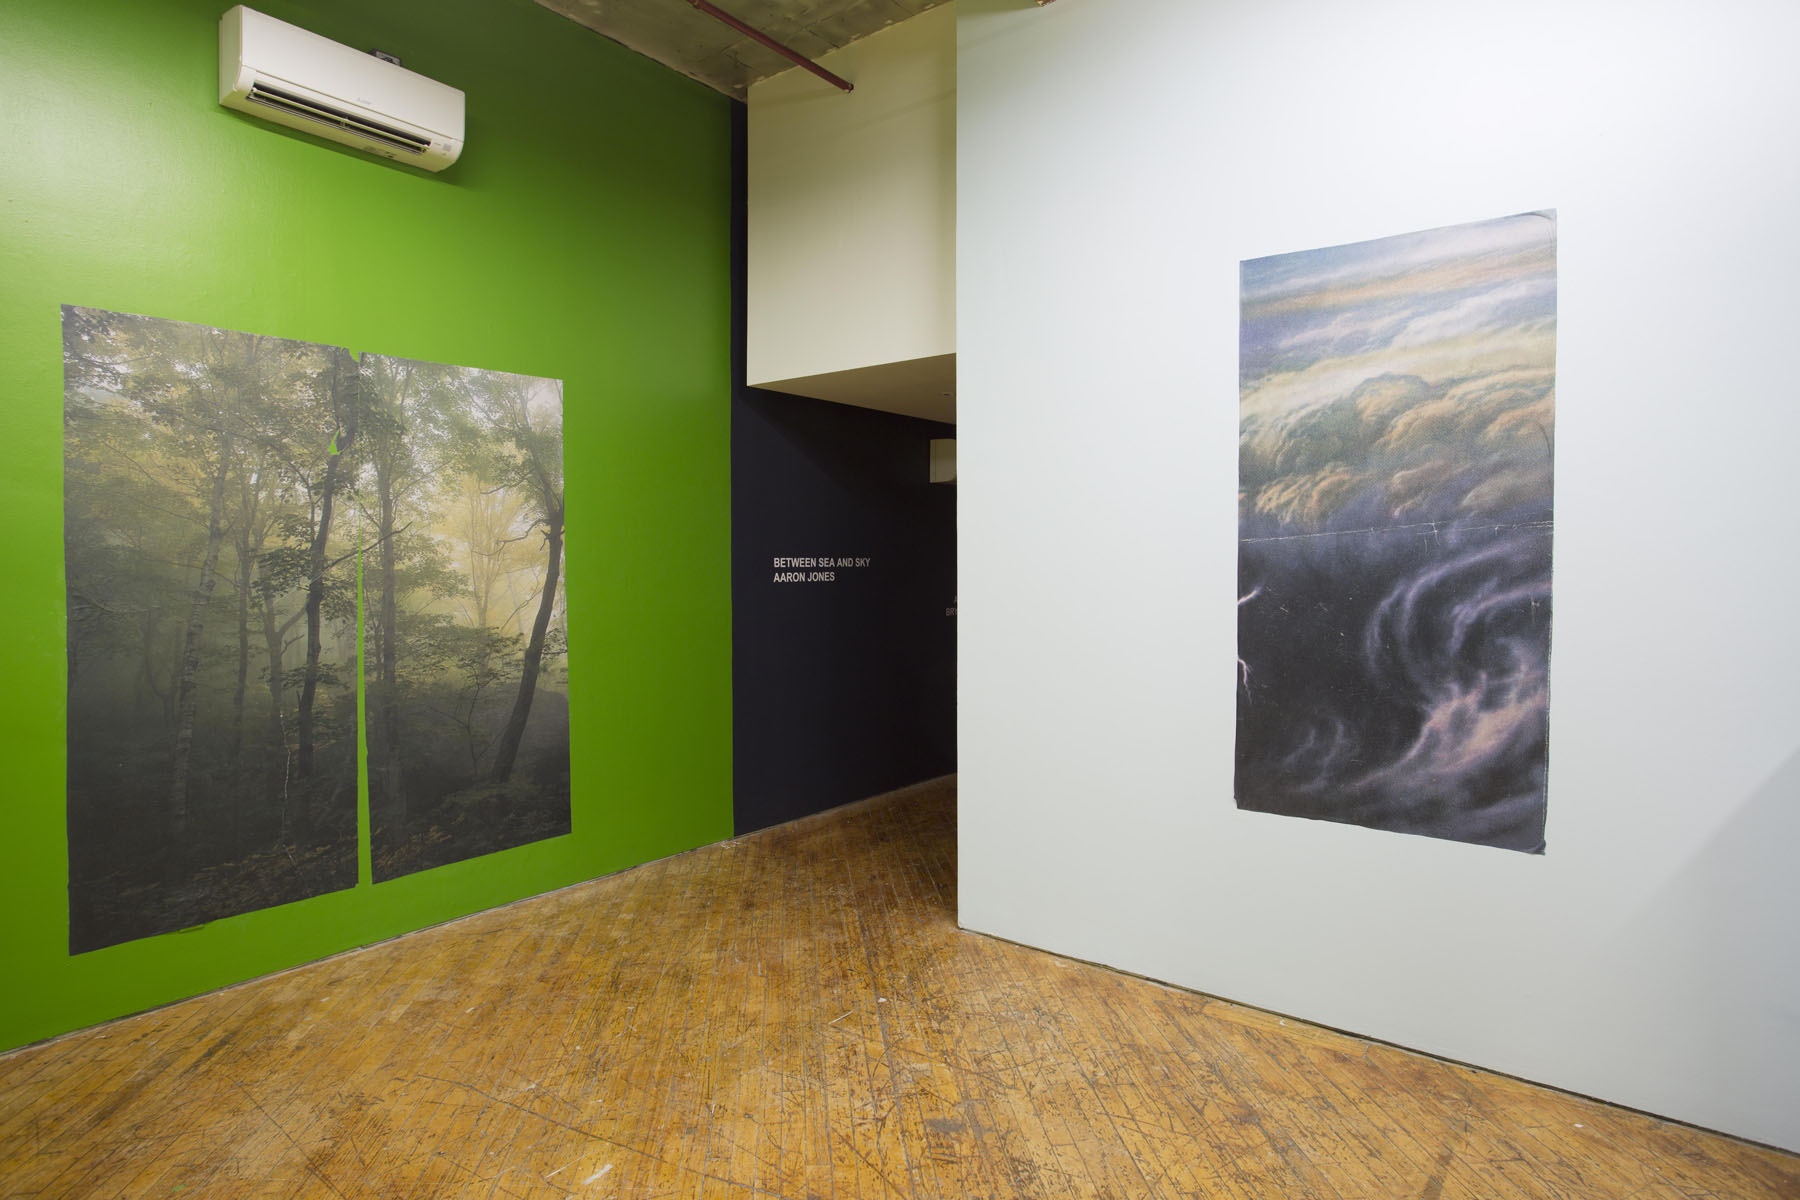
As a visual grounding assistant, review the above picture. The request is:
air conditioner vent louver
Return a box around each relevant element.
[219,6,464,172]
[246,83,431,155]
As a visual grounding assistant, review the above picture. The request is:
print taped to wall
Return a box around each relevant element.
[1234,212,1556,853]
[361,356,569,881]
[63,308,571,951]
[63,307,360,952]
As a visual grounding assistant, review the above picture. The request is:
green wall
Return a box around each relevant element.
[0,0,734,1050]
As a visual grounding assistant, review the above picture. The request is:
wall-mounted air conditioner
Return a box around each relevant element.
[219,5,464,173]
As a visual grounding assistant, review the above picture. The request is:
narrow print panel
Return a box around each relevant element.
[63,306,360,951]
[1234,212,1557,852]
[360,355,570,881]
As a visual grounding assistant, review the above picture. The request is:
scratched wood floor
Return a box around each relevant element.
[3,777,1796,1199]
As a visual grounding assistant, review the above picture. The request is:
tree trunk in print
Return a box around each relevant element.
[296,361,357,787]
[141,608,170,727]
[230,534,252,770]
[258,568,290,839]
[378,466,405,831]
[226,523,259,855]
[489,505,562,784]
[168,437,234,854]
[228,492,265,799]
[227,468,266,781]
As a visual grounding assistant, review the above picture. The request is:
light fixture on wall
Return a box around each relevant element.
[930,438,956,484]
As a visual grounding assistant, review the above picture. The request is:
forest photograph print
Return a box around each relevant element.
[1235,211,1556,853]
[361,355,569,882]
[63,307,359,952]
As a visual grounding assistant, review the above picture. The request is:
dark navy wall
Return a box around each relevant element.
[731,391,956,832]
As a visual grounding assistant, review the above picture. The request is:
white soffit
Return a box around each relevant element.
[756,353,955,424]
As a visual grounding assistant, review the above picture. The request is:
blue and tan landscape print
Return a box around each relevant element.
[1235,211,1556,852]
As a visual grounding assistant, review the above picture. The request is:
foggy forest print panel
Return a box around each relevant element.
[63,308,360,952]
[361,356,569,881]
[1235,212,1556,853]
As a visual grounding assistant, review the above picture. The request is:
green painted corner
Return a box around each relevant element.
[0,0,734,1050]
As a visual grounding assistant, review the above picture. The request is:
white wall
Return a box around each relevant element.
[957,0,1800,1151]
[747,4,955,389]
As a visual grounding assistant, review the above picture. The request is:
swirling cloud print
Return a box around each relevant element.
[1235,211,1555,853]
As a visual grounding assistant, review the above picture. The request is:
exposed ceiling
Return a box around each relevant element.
[534,0,951,99]
[534,0,962,424]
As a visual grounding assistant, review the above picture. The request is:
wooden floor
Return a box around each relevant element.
[2,778,1795,1199]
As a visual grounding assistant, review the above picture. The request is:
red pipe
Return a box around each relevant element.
[682,0,854,93]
